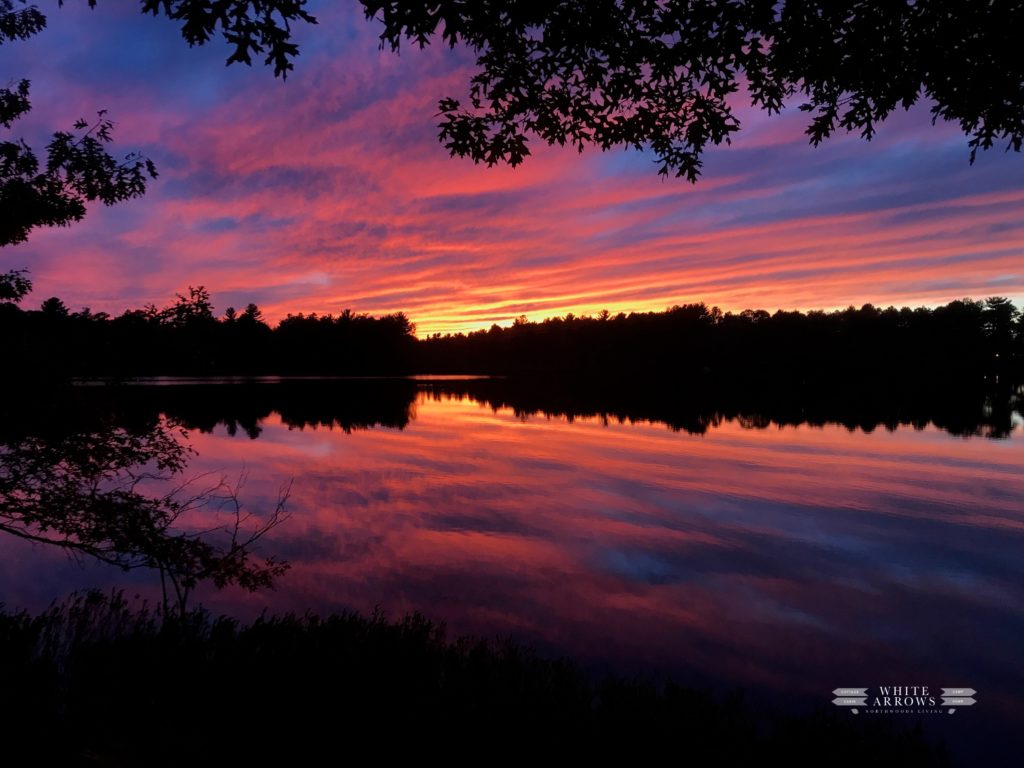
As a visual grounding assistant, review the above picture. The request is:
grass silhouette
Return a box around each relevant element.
[0,591,950,765]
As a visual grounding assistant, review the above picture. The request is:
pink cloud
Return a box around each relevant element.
[3,5,1022,333]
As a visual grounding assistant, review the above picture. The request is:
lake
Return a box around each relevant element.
[2,378,1021,761]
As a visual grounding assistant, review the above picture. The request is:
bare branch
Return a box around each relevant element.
[0,418,292,615]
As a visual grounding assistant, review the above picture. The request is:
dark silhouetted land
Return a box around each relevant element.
[0,591,950,765]
[2,285,1020,393]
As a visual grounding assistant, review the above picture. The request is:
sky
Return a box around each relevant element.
[2,2,1023,336]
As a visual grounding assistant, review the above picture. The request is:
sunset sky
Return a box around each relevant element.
[3,3,1023,336]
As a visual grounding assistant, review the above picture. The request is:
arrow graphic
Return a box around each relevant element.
[941,688,977,707]
[941,688,976,697]
[941,697,976,707]
[832,688,867,708]
[832,688,868,697]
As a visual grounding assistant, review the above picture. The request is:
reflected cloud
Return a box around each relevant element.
[3,383,1023,740]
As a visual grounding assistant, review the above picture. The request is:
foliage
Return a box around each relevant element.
[0,267,31,302]
[0,0,317,246]
[132,0,317,78]
[3,1,1020,246]
[0,105,157,245]
[0,0,43,45]
[362,1,1024,180]
[3,1,1019,246]
[169,285,215,326]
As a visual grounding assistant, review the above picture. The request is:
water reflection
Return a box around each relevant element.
[1,379,1022,760]
[20,376,1021,440]
[0,408,289,613]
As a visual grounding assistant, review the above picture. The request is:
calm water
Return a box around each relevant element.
[2,379,1022,760]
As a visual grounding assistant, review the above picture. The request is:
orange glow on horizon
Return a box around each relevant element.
[6,4,1023,338]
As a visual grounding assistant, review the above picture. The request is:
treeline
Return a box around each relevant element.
[1,270,1021,385]
[419,299,1023,385]
[0,283,416,377]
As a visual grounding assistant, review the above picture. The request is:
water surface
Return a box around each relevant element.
[2,380,1021,759]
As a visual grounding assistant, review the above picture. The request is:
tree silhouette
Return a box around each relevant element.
[0,102,157,246]
[1,0,156,246]
[0,268,31,302]
[0,0,317,246]
[4,1,1020,247]
[170,285,215,327]
[39,295,69,316]
[363,0,1024,180]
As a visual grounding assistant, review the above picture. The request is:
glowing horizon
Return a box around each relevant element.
[2,3,1022,338]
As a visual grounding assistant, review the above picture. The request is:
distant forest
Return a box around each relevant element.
[1,273,1021,387]
[2,284,416,378]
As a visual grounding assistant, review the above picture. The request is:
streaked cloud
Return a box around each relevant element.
[2,3,1022,334]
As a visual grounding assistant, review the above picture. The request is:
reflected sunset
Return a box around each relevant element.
[195,390,1024,747]
[4,383,1020,753]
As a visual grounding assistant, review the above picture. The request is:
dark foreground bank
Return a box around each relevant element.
[0,592,948,766]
